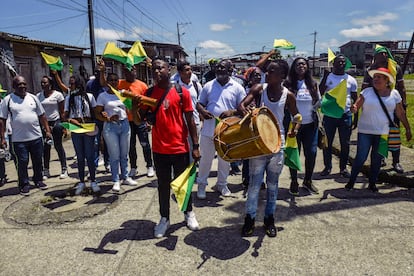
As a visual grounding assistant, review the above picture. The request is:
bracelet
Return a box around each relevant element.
[193,143,200,150]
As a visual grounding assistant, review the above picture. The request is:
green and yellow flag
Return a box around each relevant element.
[378,134,388,158]
[0,84,7,99]
[321,79,347,119]
[273,39,296,50]
[284,123,302,171]
[375,44,397,89]
[60,122,96,134]
[171,163,197,211]
[326,48,353,70]
[108,84,132,110]
[40,52,63,71]
[127,41,148,65]
[328,48,336,63]
[103,41,147,70]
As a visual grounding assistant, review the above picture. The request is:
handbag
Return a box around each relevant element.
[373,88,401,151]
[316,110,328,149]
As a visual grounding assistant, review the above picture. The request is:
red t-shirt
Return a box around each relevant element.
[118,79,148,121]
[146,85,193,154]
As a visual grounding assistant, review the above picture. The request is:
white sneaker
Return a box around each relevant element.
[185,211,199,231]
[154,217,170,238]
[90,181,100,193]
[197,184,206,199]
[214,184,231,197]
[147,166,155,177]
[112,181,120,192]
[128,168,137,177]
[43,169,50,180]
[75,182,85,195]
[122,177,137,186]
[59,169,68,179]
[98,156,104,167]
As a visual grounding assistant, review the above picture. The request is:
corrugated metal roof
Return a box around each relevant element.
[0,31,87,50]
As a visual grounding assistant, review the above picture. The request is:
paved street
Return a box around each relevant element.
[0,134,413,275]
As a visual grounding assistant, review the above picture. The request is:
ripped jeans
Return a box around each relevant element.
[246,150,284,219]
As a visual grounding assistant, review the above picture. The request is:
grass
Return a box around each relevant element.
[401,93,414,148]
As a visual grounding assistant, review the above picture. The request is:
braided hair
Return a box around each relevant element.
[68,75,93,118]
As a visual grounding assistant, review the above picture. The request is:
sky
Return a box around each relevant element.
[1,0,414,64]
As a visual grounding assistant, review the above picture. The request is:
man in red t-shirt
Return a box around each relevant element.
[139,59,201,238]
[118,65,155,178]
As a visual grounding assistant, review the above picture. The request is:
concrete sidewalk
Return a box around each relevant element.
[0,135,413,275]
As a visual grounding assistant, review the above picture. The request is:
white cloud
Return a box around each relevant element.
[95,28,125,40]
[340,24,390,38]
[198,40,235,56]
[400,30,414,38]
[339,12,398,38]
[210,24,232,32]
[351,12,398,26]
[319,39,341,50]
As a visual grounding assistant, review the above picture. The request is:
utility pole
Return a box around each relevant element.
[87,0,96,72]
[401,32,414,74]
[177,22,191,46]
[194,47,202,65]
[311,31,317,76]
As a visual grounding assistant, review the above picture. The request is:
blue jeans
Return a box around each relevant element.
[349,133,382,185]
[71,133,96,182]
[323,114,352,171]
[129,121,153,169]
[246,150,284,219]
[103,119,130,182]
[94,120,109,168]
[12,137,43,188]
[289,122,318,182]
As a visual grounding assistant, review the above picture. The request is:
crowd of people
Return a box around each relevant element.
[0,45,411,239]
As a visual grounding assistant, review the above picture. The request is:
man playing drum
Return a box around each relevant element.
[238,59,301,238]
[196,59,246,198]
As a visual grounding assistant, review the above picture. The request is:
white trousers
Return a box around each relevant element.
[196,135,230,187]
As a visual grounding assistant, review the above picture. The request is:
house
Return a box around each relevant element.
[0,32,89,93]
[340,40,414,72]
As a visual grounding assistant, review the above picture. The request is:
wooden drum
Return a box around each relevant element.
[214,107,281,162]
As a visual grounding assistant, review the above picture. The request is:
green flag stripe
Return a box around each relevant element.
[321,93,344,119]
[180,164,197,211]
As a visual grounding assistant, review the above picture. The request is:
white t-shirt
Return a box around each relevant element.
[296,80,320,124]
[199,78,246,137]
[0,93,45,142]
[324,73,357,114]
[358,87,402,135]
[37,90,65,121]
[178,79,202,125]
[96,91,128,121]
[64,92,96,119]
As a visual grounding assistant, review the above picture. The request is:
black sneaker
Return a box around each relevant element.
[345,182,354,191]
[0,177,6,187]
[368,183,379,193]
[35,181,48,190]
[340,169,351,178]
[320,168,331,176]
[264,216,277,237]
[241,214,255,237]
[289,180,299,196]
[20,184,30,196]
[303,180,319,194]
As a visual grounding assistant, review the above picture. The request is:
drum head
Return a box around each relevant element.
[255,109,281,153]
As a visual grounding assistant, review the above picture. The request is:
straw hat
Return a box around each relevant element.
[368,67,394,84]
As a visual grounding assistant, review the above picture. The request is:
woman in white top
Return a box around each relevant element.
[37,76,67,179]
[95,72,137,192]
[284,57,321,195]
[347,68,411,192]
